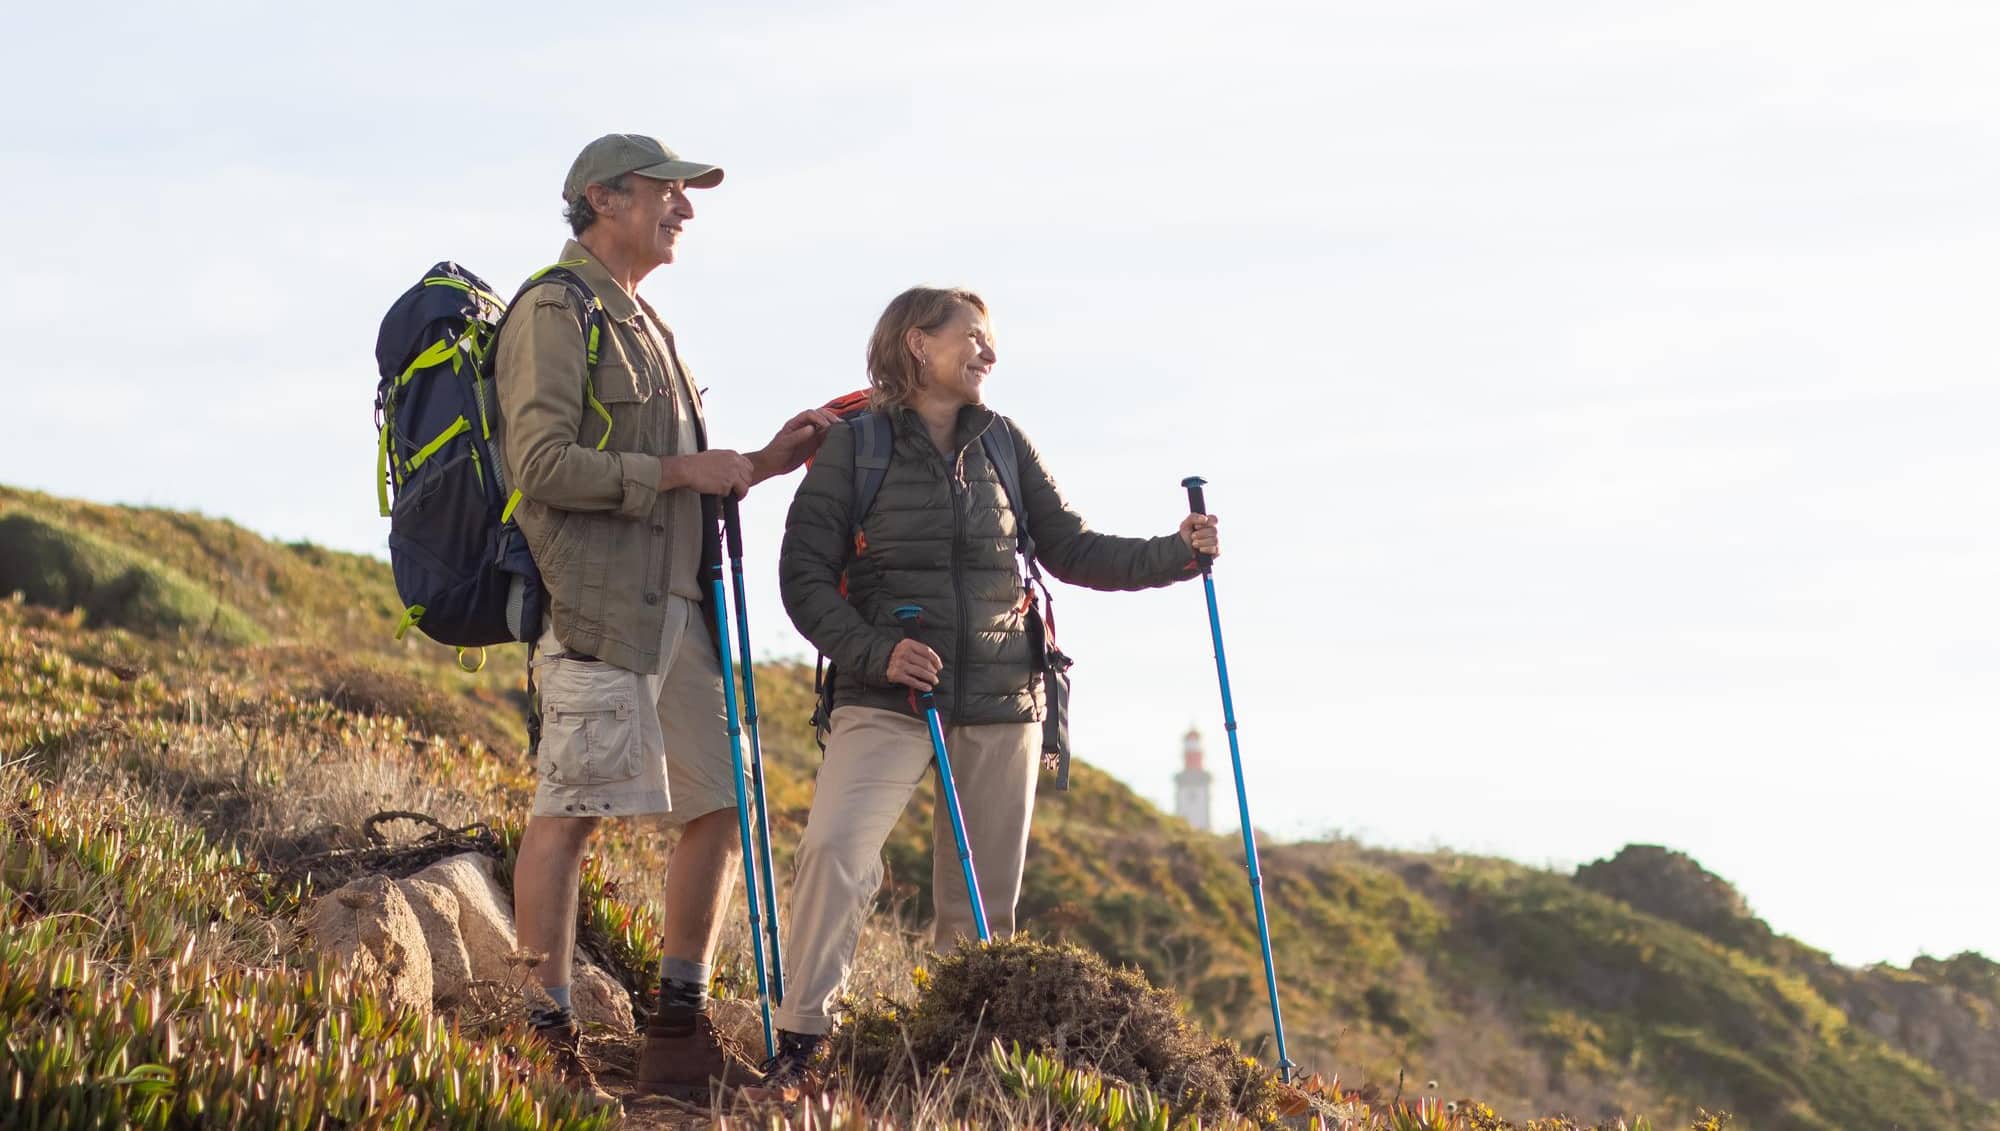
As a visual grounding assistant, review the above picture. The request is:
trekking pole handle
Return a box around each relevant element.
[1181,476,1212,571]
[723,493,745,559]
[893,606,931,707]
[1182,476,1209,517]
[699,494,723,575]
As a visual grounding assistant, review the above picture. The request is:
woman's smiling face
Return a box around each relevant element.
[911,302,997,407]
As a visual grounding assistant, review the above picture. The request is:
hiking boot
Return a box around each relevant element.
[529,1014,617,1109]
[636,1003,763,1100]
[740,1030,825,1105]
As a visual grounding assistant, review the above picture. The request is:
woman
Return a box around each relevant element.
[760,286,1220,1088]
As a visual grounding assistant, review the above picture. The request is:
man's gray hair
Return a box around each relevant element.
[562,173,631,236]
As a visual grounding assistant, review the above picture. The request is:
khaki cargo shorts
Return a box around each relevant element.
[530,595,743,822]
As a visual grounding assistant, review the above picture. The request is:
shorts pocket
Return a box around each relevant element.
[537,660,642,787]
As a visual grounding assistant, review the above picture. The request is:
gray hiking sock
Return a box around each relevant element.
[657,957,711,1012]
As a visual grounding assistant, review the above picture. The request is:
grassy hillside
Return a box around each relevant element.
[3,484,1995,1129]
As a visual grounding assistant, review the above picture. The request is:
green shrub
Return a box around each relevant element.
[0,511,260,645]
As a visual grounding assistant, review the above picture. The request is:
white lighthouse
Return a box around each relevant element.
[1174,726,1214,831]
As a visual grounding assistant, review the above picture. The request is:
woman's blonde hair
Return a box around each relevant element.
[866,286,989,410]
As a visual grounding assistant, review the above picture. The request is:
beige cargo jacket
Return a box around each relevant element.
[492,240,705,674]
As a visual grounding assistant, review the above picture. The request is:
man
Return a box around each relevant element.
[492,132,835,1099]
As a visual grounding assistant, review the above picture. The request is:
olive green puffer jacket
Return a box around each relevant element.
[780,404,1198,726]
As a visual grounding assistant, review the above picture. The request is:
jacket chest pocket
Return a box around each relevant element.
[584,354,660,452]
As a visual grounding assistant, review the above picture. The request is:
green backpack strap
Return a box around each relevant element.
[521,262,611,450]
[494,262,611,525]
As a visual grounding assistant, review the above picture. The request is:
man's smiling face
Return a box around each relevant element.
[601,174,694,270]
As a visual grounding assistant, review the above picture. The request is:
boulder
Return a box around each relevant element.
[405,852,635,1032]
[397,876,472,1008]
[407,854,519,987]
[307,873,433,1015]
[573,964,636,1031]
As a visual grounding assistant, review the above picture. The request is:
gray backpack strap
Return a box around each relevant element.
[814,410,896,752]
[849,411,894,536]
[979,417,1035,562]
[981,417,1071,789]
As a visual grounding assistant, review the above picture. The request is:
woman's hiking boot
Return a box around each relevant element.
[740,1030,825,1105]
[529,1012,617,1110]
[636,1002,763,1100]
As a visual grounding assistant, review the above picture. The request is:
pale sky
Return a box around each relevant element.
[3,1,1995,967]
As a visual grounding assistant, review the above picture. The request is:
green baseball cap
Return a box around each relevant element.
[562,133,724,201]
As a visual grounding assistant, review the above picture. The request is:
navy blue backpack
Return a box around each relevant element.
[373,261,603,669]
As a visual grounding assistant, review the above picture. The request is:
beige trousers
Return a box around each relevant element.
[773,705,1039,1035]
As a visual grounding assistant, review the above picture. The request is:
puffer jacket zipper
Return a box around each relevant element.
[947,443,971,724]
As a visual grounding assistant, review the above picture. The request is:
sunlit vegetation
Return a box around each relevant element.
[2,484,1993,1128]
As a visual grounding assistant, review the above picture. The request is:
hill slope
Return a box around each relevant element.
[3,484,1995,1130]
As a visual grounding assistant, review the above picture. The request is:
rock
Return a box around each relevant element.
[407,854,519,987]
[574,964,636,1031]
[307,873,433,1015]
[397,877,472,1008]
[1841,958,2000,1098]
[404,852,635,1033]
[307,855,636,1032]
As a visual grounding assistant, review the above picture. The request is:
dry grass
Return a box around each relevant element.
[831,934,1283,1124]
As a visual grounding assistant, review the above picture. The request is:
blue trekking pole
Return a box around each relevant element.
[1182,476,1295,1082]
[893,604,990,942]
[722,495,785,1006]
[701,496,776,1059]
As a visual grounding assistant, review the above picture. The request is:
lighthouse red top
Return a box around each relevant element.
[1182,727,1205,772]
